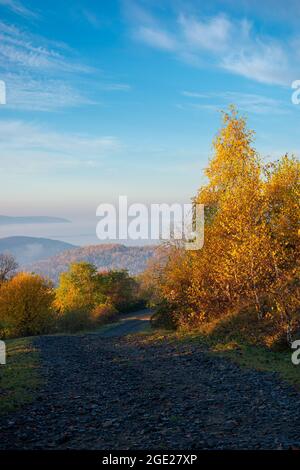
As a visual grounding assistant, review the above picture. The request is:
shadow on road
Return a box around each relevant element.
[96,309,152,338]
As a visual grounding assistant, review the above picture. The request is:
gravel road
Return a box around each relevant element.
[1,311,300,449]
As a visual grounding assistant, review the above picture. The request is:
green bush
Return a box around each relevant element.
[57,309,93,333]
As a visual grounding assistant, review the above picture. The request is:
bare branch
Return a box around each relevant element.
[0,253,18,283]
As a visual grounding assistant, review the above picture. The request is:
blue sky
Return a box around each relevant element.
[0,0,299,219]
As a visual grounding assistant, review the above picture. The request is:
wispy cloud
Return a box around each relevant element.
[129,6,298,86]
[179,14,232,53]
[0,0,38,18]
[136,26,177,51]
[101,83,132,92]
[2,73,98,111]
[81,8,102,29]
[0,19,133,111]
[221,43,290,86]
[0,120,121,173]
[0,21,101,111]
[0,21,92,72]
[181,90,288,114]
[182,91,209,99]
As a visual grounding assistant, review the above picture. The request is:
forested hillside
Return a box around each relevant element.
[26,243,157,283]
[0,236,75,265]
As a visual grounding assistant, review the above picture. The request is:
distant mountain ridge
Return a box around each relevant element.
[26,243,157,283]
[0,215,70,225]
[0,236,76,265]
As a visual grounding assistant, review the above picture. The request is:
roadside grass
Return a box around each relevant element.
[48,320,123,337]
[179,331,300,388]
[0,320,124,415]
[143,319,300,388]
[0,337,41,414]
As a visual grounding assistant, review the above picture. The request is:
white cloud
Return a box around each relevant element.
[179,14,232,52]
[222,42,291,86]
[136,26,177,51]
[131,9,297,86]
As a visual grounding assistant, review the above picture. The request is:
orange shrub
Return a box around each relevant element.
[0,272,55,338]
[91,302,117,325]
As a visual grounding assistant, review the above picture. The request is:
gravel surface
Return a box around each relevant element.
[1,330,300,450]
[97,309,151,337]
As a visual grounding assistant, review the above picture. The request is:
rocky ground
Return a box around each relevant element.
[1,330,300,449]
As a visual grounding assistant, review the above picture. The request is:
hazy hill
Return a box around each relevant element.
[26,243,157,283]
[0,236,76,265]
[0,215,70,225]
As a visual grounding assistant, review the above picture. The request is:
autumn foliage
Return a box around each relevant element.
[0,107,298,346]
[0,259,142,337]
[147,108,300,347]
[0,272,55,337]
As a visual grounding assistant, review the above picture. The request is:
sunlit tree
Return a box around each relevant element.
[0,272,55,337]
[55,262,105,313]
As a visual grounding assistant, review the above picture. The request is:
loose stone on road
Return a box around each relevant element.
[1,310,300,449]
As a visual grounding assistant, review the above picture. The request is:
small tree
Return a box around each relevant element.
[0,272,55,337]
[55,262,105,313]
[97,270,140,311]
[0,253,18,284]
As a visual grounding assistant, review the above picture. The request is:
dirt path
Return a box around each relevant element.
[96,309,151,337]
[1,316,300,449]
